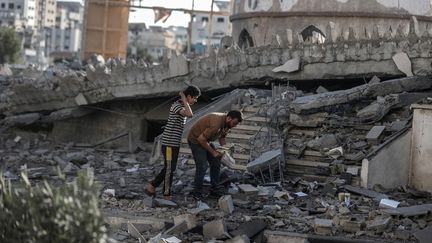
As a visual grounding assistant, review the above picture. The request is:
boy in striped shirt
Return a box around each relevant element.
[145,85,201,200]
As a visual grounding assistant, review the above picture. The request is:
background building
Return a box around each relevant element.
[49,0,83,61]
[191,0,231,54]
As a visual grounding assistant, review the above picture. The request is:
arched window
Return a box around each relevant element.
[301,25,326,44]
[238,29,254,49]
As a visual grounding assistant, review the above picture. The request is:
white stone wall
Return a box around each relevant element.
[235,0,432,16]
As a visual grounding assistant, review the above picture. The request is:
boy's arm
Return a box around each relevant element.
[179,92,193,118]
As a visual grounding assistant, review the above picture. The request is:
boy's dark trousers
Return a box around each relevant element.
[151,145,179,196]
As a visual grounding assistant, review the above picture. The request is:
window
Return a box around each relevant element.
[1,3,4,8]
[8,3,14,9]
[201,17,208,22]
[17,5,21,9]
[217,17,224,23]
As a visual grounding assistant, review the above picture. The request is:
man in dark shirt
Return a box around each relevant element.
[187,110,243,198]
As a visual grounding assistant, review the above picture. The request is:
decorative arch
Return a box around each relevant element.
[301,25,326,44]
[238,29,254,49]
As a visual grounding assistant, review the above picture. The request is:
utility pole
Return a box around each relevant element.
[187,0,195,55]
[207,0,214,53]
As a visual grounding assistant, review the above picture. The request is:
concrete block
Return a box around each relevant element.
[218,195,234,214]
[119,177,126,188]
[225,234,250,243]
[165,220,188,235]
[414,226,432,243]
[203,219,228,240]
[154,198,178,208]
[316,86,329,94]
[314,218,333,235]
[127,222,146,242]
[230,220,267,238]
[237,184,259,195]
[143,197,154,208]
[75,93,88,106]
[272,57,300,73]
[340,218,363,233]
[366,126,386,141]
[173,214,197,230]
[366,216,391,233]
[392,52,413,77]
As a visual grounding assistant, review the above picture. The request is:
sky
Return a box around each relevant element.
[65,0,230,28]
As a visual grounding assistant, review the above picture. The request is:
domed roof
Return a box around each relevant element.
[234,0,431,16]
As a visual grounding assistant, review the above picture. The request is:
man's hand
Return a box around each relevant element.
[211,150,223,159]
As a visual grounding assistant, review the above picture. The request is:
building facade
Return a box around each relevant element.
[230,0,432,48]
[48,0,83,61]
[191,0,231,54]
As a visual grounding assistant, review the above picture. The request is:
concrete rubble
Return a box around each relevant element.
[2,57,432,242]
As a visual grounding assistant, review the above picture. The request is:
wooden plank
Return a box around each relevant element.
[288,129,316,137]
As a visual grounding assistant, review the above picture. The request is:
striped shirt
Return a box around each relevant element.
[161,100,186,147]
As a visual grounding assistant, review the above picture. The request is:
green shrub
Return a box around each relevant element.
[0,169,107,243]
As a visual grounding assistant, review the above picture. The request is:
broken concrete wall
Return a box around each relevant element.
[2,23,432,116]
[361,130,411,189]
[410,104,432,192]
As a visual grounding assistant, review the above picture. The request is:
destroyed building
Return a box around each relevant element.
[2,1,432,242]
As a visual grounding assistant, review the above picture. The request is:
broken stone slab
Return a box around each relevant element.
[392,52,413,77]
[289,112,328,127]
[218,195,235,214]
[368,76,381,84]
[119,177,126,188]
[225,234,250,243]
[365,126,386,142]
[314,218,333,235]
[246,149,282,172]
[272,57,300,73]
[344,185,388,201]
[356,95,399,121]
[366,216,391,233]
[316,86,329,94]
[290,76,432,114]
[203,219,229,240]
[237,184,259,195]
[230,220,267,239]
[3,113,41,126]
[127,222,147,242]
[307,134,338,150]
[413,226,432,243]
[165,220,188,235]
[173,214,197,231]
[75,93,88,106]
[383,204,432,217]
[154,198,178,208]
[340,218,364,233]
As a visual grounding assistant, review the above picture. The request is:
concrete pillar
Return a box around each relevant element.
[410,104,432,192]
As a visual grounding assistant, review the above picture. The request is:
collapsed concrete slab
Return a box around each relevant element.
[290,76,432,114]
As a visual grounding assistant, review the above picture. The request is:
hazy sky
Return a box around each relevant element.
[65,0,229,27]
